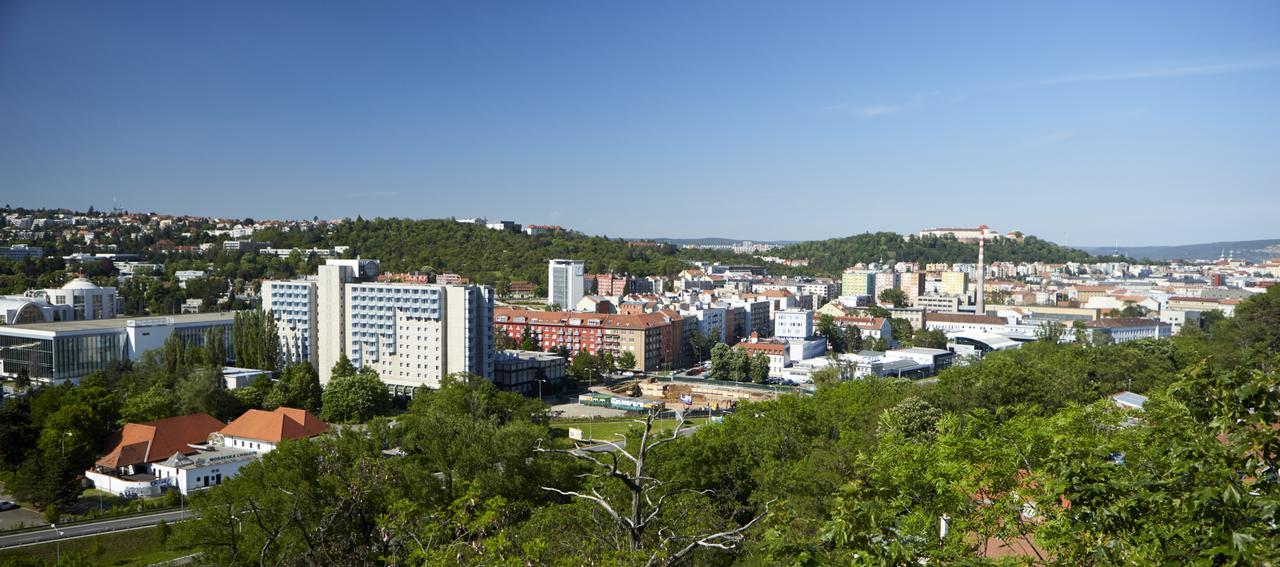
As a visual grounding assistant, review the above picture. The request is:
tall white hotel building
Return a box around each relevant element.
[262,259,495,397]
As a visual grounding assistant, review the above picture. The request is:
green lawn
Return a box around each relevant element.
[0,525,193,566]
[551,418,706,442]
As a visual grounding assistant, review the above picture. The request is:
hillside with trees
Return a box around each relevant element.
[261,217,786,292]
[771,231,1122,275]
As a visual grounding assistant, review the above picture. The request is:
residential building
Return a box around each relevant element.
[832,316,893,342]
[261,279,319,367]
[940,271,969,297]
[874,272,899,301]
[593,274,631,296]
[841,270,876,297]
[734,340,790,376]
[774,309,813,339]
[548,259,586,309]
[898,272,926,306]
[506,281,536,298]
[345,282,495,396]
[915,294,961,313]
[494,307,686,371]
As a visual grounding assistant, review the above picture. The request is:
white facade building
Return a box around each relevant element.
[548,259,586,309]
[774,309,813,339]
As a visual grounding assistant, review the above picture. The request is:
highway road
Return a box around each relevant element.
[0,509,190,549]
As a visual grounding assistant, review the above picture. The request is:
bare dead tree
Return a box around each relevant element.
[535,409,771,565]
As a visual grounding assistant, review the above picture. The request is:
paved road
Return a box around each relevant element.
[0,509,191,549]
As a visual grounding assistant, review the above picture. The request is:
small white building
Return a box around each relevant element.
[774,309,813,339]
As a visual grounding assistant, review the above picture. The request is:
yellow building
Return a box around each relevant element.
[940,271,968,297]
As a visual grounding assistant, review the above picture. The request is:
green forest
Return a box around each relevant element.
[1,285,1267,565]
[770,232,1123,276]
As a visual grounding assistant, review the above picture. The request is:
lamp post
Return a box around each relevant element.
[50,523,65,565]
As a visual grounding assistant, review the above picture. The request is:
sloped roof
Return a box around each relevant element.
[96,413,225,469]
[220,407,329,443]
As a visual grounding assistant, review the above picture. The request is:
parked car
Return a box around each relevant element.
[0,501,18,511]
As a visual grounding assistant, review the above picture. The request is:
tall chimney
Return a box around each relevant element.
[976,224,987,314]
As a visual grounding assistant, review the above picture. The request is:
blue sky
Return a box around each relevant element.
[1,1,1277,246]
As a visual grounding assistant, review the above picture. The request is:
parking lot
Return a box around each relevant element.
[0,485,44,531]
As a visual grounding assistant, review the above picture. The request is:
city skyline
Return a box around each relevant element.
[2,1,1278,245]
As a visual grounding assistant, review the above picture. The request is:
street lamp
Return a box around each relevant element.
[50,523,65,565]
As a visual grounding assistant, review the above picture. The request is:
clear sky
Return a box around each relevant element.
[1,1,1277,246]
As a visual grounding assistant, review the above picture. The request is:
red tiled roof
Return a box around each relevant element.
[220,407,328,443]
[495,307,681,329]
[96,413,225,470]
[735,342,787,353]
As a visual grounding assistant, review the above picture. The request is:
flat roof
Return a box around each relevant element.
[1,311,237,334]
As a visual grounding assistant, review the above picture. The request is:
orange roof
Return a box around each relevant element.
[735,342,787,353]
[494,307,681,329]
[761,289,793,298]
[96,413,225,470]
[220,407,329,442]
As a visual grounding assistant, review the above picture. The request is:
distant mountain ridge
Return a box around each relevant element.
[1079,239,1280,262]
[645,237,798,246]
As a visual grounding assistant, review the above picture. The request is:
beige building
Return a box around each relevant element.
[940,271,969,297]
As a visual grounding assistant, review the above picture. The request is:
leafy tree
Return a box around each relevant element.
[519,325,538,351]
[749,352,771,384]
[0,397,38,470]
[843,325,864,352]
[708,343,731,379]
[232,309,279,371]
[877,287,908,307]
[321,368,391,423]
[888,317,913,346]
[912,328,948,349]
[269,363,323,413]
[568,351,600,387]
[815,314,847,353]
[617,351,637,372]
[120,385,178,424]
[176,367,242,421]
[535,411,772,564]
[688,329,708,363]
[876,396,942,441]
[203,326,228,367]
[331,353,357,378]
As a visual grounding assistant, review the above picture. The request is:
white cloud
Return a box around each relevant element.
[1030,58,1280,87]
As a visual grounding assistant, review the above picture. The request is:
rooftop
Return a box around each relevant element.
[96,413,225,470]
[220,407,329,443]
[2,311,237,333]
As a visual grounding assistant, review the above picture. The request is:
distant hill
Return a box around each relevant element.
[1079,239,1280,263]
[647,237,798,246]
[771,232,1113,276]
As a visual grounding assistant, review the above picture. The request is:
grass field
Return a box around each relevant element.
[0,525,193,566]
